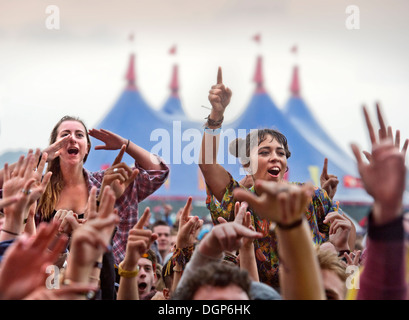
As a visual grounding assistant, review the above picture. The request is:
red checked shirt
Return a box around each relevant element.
[36,159,169,265]
[88,162,169,265]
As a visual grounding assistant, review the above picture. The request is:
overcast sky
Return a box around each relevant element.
[0,0,408,165]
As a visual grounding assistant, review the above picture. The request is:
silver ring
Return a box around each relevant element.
[21,189,32,195]
[113,168,118,173]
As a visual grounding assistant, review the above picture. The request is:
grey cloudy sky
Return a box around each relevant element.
[0,0,408,165]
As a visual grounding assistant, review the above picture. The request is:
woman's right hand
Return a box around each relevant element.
[43,135,71,162]
[208,67,232,118]
[100,145,139,200]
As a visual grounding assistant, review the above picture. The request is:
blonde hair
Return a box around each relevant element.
[317,248,347,282]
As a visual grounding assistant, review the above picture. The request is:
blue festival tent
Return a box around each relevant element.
[85,51,376,205]
[283,65,358,178]
[85,53,206,199]
[224,56,372,205]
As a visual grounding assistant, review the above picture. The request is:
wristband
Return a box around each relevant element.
[1,229,20,236]
[118,261,139,278]
[204,127,222,135]
[276,218,303,230]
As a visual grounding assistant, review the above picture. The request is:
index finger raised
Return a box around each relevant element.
[112,144,126,166]
[217,67,223,84]
[181,196,193,222]
[321,158,328,178]
[135,207,151,229]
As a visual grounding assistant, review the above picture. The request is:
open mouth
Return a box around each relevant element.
[138,282,147,291]
[268,167,280,177]
[67,148,79,155]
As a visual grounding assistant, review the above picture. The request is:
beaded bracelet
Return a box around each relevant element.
[223,252,238,265]
[205,114,224,128]
[164,244,195,277]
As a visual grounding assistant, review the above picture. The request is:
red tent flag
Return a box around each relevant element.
[169,45,177,55]
[252,33,261,44]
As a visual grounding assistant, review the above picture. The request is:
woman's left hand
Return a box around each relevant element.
[88,128,128,151]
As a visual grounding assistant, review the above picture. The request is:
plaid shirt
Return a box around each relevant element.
[88,161,169,265]
[35,159,169,265]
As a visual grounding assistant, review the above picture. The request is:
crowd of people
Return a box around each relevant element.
[0,67,408,300]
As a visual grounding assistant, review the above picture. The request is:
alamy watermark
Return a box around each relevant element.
[44,5,360,32]
[149,121,259,175]
[45,264,62,289]
[345,5,360,30]
[345,265,360,290]
[45,5,60,30]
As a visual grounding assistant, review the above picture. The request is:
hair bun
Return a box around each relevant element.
[229,138,247,160]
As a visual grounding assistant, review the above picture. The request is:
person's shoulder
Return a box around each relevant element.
[250,281,282,300]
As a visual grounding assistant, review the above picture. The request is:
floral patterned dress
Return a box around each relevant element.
[206,173,342,289]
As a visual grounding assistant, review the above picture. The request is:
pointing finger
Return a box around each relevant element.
[321,158,328,178]
[217,66,223,84]
[136,207,150,229]
[113,145,126,166]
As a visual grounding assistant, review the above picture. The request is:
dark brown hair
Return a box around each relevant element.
[171,261,251,300]
[228,128,291,167]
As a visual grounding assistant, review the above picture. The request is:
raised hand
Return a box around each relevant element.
[88,128,128,151]
[218,201,253,248]
[23,282,98,300]
[342,250,362,267]
[65,186,119,283]
[1,152,52,238]
[208,67,232,116]
[176,197,203,249]
[0,221,68,300]
[233,180,314,225]
[362,103,409,162]
[199,219,263,259]
[121,207,158,269]
[351,105,406,225]
[323,212,352,252]
[100,145,139,200]
[320,158,339,199]
[0,196,18,212]
[53,209,81,234]
[42,135,71,162]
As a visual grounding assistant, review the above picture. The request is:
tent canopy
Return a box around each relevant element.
[85,53,376,205]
